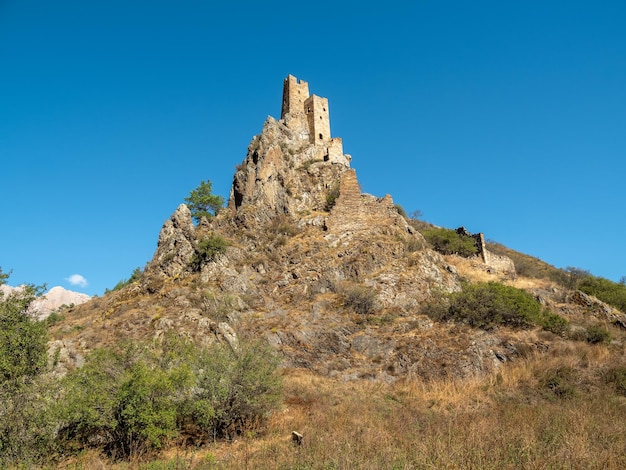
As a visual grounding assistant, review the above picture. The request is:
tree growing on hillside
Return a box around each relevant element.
[184,180,224,224]
[0,268,55,465]
[0,271,47,386]
[559,266,590,290]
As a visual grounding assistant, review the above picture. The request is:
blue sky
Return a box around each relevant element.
[1,1,625,295]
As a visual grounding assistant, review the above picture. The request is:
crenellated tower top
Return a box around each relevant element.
[280,74,348,165]
[281,75,309,121]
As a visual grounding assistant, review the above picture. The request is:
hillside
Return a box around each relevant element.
[50,75,626,381]
[13,75,626,468]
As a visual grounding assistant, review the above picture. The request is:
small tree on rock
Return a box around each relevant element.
[184,180,224,224]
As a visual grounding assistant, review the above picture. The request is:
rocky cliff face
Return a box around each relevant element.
[145,204,197,279]
[228,116,349,226]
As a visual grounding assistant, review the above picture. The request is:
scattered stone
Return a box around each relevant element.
[292,431,303,446]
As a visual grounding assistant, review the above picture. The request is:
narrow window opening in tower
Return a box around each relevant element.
[319,133,323,140]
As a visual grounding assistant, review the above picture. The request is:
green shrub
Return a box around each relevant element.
[324,182,340,211]
[579,275,626,313]
[58,337,281,457]
[557,267,591,290]
[425,282,554,331]
[189,234,230,271]
[539,367,577,400]
[185,341,282,439]
[46,311,66,326]
[339,284,378,315]
[394,204,407,218]
[603,366,626,396]
[422,227,478,257]
[540,311,569,335]
[586,324,611,344]
[0,378,59,466]
[0,286,48,385]
[58,345,178,457]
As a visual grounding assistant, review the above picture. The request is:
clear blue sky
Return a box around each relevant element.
[1,1,625,295]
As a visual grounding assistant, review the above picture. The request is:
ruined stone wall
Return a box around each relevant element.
[326,169,409,237]
[326,138,346,164]
[483,250,516,276]
[331,169,362,222]
[456,227,516,276]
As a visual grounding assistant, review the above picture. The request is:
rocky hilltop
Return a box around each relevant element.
[51,75,626,382]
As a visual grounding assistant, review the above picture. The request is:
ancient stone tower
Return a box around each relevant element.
[280,75,348,165]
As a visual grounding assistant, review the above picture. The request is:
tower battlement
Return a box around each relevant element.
[281,75,309,120]
[280,75,348,165]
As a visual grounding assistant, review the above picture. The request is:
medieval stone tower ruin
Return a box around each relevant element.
[280,75,349,165]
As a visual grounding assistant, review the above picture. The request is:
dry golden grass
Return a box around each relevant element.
[444,254,556,292]
[67,340,626,470]
[47,238,626,469]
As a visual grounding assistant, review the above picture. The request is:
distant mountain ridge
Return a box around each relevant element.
[0,285,91,319]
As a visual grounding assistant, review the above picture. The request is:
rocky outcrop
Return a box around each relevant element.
[133,76,467,381]
[228,117,350,226]
[571,289,626,325]
[145,204,196,278]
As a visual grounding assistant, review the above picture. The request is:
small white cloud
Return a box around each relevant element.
[66,274,88,288]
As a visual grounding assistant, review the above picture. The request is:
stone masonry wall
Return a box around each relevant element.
[456,227,516,276]
[305,95,331,144]
[326,169,411,237]
[280,74,347,166]
[483,250,516,276]
[281,75,309,123]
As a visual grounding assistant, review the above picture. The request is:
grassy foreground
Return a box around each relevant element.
[61,340,626,470]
